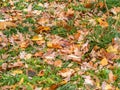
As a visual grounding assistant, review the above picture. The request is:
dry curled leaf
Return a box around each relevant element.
[38,70,44,76]
[35,26,50,33]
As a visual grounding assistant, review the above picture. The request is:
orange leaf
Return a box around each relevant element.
[98,2,105,8]
[100,58,108,66]
[54,60,62,67]
[34,51,43,57]
[97,18,108,28]
[38,70,44,76]
[84,3,93,8]
[0,21,17,30]
[52,43,62,49]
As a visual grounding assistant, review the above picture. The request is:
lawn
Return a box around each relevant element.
[0,0,120,90]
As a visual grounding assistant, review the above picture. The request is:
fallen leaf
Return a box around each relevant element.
[84,3,93,8]
[31,35,43,41]
[110,7,120,15]
[12,70,23,75]
[52,43,62,49]
[7,61,24,70]
[54,60,62,67]
[0,21,17,30]
[38,70,44,76]
[25,53,32,59]
[1,63,7,70]
[98,2,105,8]
[49,84,59,90]
[35,26,50,33]
[97,18,108,28]
[100,58,108,66]
[58,68,75,78]
[27,3,32,12]
[20,40,29,49]
[106,45,117,54]
[108,71,114,82]
[83,76,93,86]
[44,59,54,65]
[34,51,43,57]
[47,42,53,48]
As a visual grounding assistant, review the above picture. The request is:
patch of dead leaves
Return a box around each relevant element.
[0,21,17,30]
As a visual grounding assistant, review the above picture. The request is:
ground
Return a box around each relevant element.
[0,0,120,90]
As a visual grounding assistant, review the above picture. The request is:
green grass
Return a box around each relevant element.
[88,25,119,49]
[1,0,120,89]
[57,82,77,90]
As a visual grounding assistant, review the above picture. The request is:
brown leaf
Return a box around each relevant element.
[34,26,50,33]
[34,51,43,57]
[84,3,93,8]
[49,84,59,90]
[54,60,62,67]
[58,68,75,78]
[38,70,44,76]
[9,61,24,68]
[52,43,62,49]
[20,40,29,49]
[0,21,17,30]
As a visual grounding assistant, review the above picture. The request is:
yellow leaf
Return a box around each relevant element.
[106,45,117,54]
[100,58,108,66]
[32,35,43,41]
[105,84,112,90]
[35,26,50,33]
[12,70,23,75]
[97,18,108,28]
[47,42,53,48]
